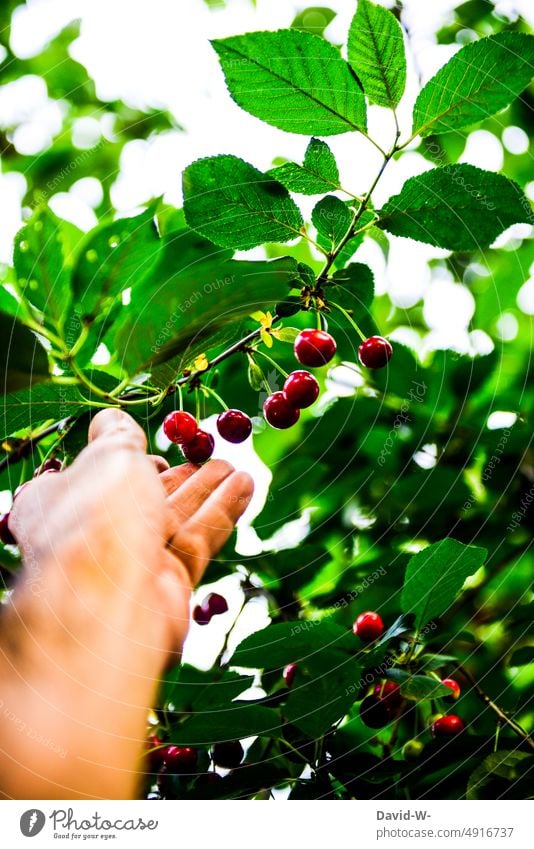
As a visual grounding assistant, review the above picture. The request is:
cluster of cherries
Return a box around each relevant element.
[283,610,464,746]
[162,328,393,463]
[0,457,63,547]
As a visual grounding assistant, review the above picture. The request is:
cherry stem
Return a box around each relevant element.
[201,384,229,412]
[328,301,367,343]
[253,349,289,379]
[176,383,184,412]
[195,388,202,422]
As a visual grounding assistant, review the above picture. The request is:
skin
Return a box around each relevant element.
[0,409,253,799]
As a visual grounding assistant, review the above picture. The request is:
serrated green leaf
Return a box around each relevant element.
[72,208,162,319]
[212,29,367,136]
[0,312,50,395]
[232,620,354,668]
[14,207,73,330]
[399,675,454,701]
[285,655,361,738]
[348,0,406,109]
[110,228,298,376]
[312,195,352,252]
[378,165,534,250]
[401,538,487,628]
[467,752,534,800]
[267,138,340,195]
[412,33,534,138]
[1,381,92,439]
[183,155,303,250]
[170,704,280,746]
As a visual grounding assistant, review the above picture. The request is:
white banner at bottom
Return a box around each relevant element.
[0,800,530,848]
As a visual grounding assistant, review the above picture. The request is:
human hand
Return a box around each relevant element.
[0,409,253,798]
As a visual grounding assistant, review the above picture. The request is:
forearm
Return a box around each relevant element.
[0,547,171,799]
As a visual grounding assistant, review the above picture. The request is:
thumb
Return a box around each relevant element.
[87,408,147,453]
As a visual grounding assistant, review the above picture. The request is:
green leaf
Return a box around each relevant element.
[267,138,340,195]
[285,656,361,737]
[170,704,280,746]
[1,382,91,439]
[467,752,534,800]
[72,208,162,319]
[0,312,49,395]
[111,230,297,377]
[312,196,351,252]
[14,207,73,330]
[395,674,454,701]
[211,29,367,136]
[183,155,303,250]
[247,357,265,391]
[412,33,534,138]
[378,165,534,250]
[0,286,21,319]
[162,665,254,712]
[232,620,354,668]
[348,0,406,109]
[401,538,487,628]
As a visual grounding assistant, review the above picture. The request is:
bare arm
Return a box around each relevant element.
[0,409,253,799]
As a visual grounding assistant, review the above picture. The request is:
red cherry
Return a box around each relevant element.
[181,430,214,464]
[294,329,336,367]
[283,371,320,408]
[0,513,16,546]
[193,605,211,625]
[441,678,461,700]
[211,741,244,769]
[34,457,62,477]
[146,735,165,772]
[263,392,300,429]
[163,745,198,773]
[360,696,393,728]
[373,680,402,708]
[358,336,393,369]
[205,592,228,616]
[431,715,464,737]
[353,611,384,642]
[216,409,252,443]
[283,663,298,688]
[163,410,198,444]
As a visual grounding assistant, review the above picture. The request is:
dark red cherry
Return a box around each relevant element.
[216,410,252,443]
[205,592,228,616]
[211,741,244,769]
[358,336,393,369]
[431,715,465,737]
[352,611,384,642]
[283,663,298,688]
[360,696,393,729]
[263,392,300,429]
[163,745,198,773]
[0,513,16,546]
[193,605,212,625]
[34,457,62,477]
[181,430,214,464]
[294,329,336,367]
[163,411,198,444]
[373,680,402,708]
[283,371,320,408]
